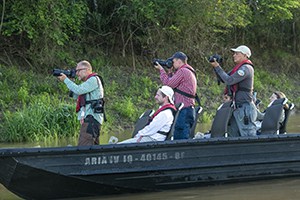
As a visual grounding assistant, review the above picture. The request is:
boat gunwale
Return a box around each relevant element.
[1,133,300,157]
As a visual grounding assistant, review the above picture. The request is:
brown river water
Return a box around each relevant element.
[1,114,300,200]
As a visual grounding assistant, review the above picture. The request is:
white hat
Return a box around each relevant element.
[159,86,174,104]
[231,45,251,58]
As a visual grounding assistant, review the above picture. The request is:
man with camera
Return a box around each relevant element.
[154,52,197,140]
[57,60,104,145]
[210,45,257,137]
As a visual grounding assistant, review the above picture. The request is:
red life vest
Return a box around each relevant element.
[150,104,177,121]
[76,73,98,112]
[224,59,253,95]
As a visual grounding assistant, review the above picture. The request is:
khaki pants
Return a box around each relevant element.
[78,115,101,146]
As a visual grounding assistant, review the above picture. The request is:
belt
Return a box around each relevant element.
[182,106,194,109]
[236,101,251,108]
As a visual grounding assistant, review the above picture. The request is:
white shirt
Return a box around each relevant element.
[135,109,174,141]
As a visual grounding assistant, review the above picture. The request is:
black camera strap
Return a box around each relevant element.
[173,66,201,106]
[173,88,201,106]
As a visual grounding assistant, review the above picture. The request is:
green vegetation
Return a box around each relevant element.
[0,62,298,143]
[0,0,299,143]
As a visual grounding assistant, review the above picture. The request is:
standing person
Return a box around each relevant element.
[57,60,104,145]
[155,52,197,139]
[210,45,257,137]
[119,86,176,143]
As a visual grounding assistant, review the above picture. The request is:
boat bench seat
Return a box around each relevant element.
[210,101,233,138]
[261,98,288,135]
[132,109,154,138]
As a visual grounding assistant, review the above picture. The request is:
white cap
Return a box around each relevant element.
[159,86,174,104]
[231,45,251,58]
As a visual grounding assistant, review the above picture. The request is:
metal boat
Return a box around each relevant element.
[1,134,300,199]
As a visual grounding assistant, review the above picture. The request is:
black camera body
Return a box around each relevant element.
[153,58,173,69]
[52,69,76,78]
[208,54,224,85]
[208,54,223,64]
[91,99,104,113]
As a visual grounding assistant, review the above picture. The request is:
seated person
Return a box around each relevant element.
[119,86,176,143]
[255,91,287,131]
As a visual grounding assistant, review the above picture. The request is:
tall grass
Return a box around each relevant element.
[0,94,78,142]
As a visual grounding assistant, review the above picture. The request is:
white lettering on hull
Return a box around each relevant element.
[84,152,185,166]
[85,155,120,165]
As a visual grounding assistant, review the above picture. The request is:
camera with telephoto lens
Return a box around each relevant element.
[52,69,76,78]
[153,58,173,69]
[208,54,223,64]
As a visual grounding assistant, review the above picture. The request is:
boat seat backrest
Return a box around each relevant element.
[210,101,233,138]
[279,102,295,134]
[189,106,203,138]
[166,103,184,140]
[261,98,287,135]
[132,109,154,138]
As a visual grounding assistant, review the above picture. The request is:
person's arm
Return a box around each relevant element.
[279,111,285,123]
[64,76,98,95]
[214,65,250,86]
[136,110,173,137]
[159,68,184,89]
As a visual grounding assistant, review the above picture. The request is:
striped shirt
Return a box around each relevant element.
[64,76,104,124]
[160,64,197,107]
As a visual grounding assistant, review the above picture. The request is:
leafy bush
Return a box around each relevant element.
[111,97,137,122]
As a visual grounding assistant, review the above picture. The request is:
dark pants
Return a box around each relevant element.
[78,115,101,146]
[174,106,195,139]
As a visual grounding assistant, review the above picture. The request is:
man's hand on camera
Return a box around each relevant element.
[154,62,163,70]
[57,73,67,82]
[210,59,220,68]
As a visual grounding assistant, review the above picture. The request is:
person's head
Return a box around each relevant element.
[231,45,251,64]
[155,86,174,106]
[270,91,286,102]
[169,52,188,69]
[76,60,93,80]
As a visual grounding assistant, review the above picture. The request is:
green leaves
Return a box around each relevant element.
[2,0,87,45]
[250,0,300,23]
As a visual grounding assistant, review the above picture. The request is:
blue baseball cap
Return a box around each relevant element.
[169,51,187,61]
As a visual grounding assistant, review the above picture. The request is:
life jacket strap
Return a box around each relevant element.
[157,131,169,136]
[173,88,201,106]
[173,66,201,106]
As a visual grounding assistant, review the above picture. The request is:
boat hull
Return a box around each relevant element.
[1,134,300,199]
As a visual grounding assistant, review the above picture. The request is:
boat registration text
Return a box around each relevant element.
[84,152,185,165]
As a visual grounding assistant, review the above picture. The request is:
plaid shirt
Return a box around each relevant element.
[160,64,197,107]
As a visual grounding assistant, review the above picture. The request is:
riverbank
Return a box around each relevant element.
[0,60,299,143]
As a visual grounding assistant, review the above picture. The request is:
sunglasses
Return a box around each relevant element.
[75,68,87,73]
